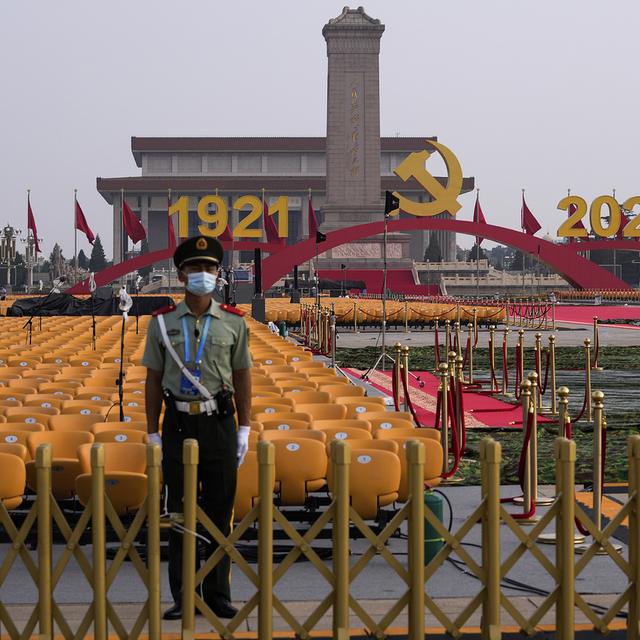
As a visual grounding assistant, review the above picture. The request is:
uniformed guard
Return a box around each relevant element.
[143,236,252,620]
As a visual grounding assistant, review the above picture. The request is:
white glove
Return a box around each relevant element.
[148,432,162,447]
[237,426,250,467]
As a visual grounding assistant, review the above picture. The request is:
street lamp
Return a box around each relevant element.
[0,225,21,288]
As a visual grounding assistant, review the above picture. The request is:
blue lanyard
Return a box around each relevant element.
[181,315,212,365]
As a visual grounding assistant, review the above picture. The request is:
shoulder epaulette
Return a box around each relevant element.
[220,303,245,317]
[152,304,176,317]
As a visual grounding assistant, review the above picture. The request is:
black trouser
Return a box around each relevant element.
[162,408,237,605]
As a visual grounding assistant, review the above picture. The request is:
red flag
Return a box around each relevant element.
[567,202,587,243]
[617,204,630,239]
[167,193,176,249]
[521,193,541,235]
[263,197,283,245]
[219,219,233,242]
[122,198,146,243]
[27,194,41,253]
[473,194,487,246]
[75,198,95,244]
[308,193,319,237]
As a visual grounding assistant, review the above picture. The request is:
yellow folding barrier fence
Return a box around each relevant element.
[1,437,639,639]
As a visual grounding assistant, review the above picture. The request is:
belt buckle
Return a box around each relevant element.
[188,401,201,415]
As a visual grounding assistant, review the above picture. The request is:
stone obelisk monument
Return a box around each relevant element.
[320,6,409,268]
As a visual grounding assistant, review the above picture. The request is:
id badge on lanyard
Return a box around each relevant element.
[179,315,211,397]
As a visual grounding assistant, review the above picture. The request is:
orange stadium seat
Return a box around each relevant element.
[329,446,400,520]
[0,442,28,460]
[0,451,26,509]
[293,403,346,421]
[25,430,94,499]
[271,438,327,506]
[75,443,147,515]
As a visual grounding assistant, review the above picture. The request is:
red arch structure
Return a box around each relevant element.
[67,218,634,294]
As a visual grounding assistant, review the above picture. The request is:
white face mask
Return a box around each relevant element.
[186,271,217,296]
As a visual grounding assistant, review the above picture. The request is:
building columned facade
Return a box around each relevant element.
[97,136,470,269]
[97,8,473,274]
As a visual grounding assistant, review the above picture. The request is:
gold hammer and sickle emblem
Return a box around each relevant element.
[391,139,463,217]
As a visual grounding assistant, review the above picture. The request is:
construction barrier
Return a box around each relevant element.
[1,436,639,638]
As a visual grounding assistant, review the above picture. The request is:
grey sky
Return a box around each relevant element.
[1,1,638,259]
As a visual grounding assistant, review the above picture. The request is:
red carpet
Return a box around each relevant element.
[555,305,640,328]
[345,369,551,429]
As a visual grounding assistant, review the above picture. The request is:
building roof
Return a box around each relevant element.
[97,174,475,204]
[130,136,437,166]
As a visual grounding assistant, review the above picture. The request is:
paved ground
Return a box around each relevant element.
[334,321,639,349]
[0,485,631,635]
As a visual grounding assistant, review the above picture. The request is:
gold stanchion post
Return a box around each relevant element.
[36,444,53,638]
[502,327,510,395]
[401,345,410,413]
[627,436,640,634]
[584,338,592,422]
[556,438,577,635]
[407,441,425,639]
[517,380,538,524]
[454,321,461,354]
[528,371,553,505]
[258,441,274,639]
[439,362,449,476]
[181,439,199,635]
[577,391,620,554]
[549,335,557,415]
[481,438,501,639]
[332,440,350,639]
[592,316,603,370]
[147,443,162,638]
[91,444,107,640]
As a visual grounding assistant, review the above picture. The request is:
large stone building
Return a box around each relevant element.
[97,8,472,274]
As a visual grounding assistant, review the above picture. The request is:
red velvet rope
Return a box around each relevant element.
[441,388,461,479]
[500,408,537,520]
[489,336,499,391]
[391,360,400,412]
[571,380,589,423]
[539,349,551,395]
[462,336,471,369]
[502,340,509,390]
[400,363,423,428]
[457,375,467,454]
[514,345,522,399]
[433,388,441,429]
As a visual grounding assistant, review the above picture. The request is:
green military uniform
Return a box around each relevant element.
[142,297,251,607]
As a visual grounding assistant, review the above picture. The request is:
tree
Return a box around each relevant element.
[423,234,442,262]
[77,249,89,270]
[89,235,107,272]
[49,244,65,280]
[467,244,487,261]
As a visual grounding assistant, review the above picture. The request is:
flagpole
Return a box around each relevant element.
[308,188,313,296]
[521,188,525,295]
[168,188,172,294]
[612,188,618,280]
[74,189,78,285]
[120,188,126,280]
[476,188,480,299]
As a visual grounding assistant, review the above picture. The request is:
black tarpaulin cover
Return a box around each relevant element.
[7,293,174,317]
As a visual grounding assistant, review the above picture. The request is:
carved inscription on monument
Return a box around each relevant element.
[345,74,364,180]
